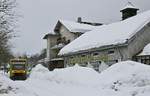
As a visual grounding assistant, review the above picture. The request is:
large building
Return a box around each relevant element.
[43,18,102,70]
[59,3,150,71]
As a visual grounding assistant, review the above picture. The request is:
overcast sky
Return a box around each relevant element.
[12,0,150,56]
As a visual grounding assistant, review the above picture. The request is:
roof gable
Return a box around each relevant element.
[54,20,97,33]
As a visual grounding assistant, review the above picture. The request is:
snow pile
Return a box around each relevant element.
[25,61,150,96]
[99,61,109,72]
[97,61,150,96]
[29,64,49,80]
[30,64,100,86]
[0,71,18,96]
[138,43,150,56]
[59,10,150,55]
[23,64,102,96]
[31,64,49,73]
[50,64,101,85]
[1,61,150,96]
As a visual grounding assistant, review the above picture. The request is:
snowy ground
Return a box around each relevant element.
[1,61,150,96]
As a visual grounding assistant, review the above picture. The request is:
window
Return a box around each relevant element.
[62,37,66,44]
[66,40,70,44]
[12,64,25,70]
[81,54,86,57]
[80,63,87,67]
[108,50,114,54]
[93,52,99,56]
[57,37,61,44]
[70,56,74,59]
[141,58,150,65]
[115,60,118,63]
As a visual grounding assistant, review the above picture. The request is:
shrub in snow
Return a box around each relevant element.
[31,64,49,73]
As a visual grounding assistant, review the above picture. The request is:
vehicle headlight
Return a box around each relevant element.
[23,70,26,73]
[11,70,15,73]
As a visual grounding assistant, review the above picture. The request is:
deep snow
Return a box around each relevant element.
[1,61,150,96]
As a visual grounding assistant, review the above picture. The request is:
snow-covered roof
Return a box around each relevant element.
[43,33,59,39]
[138,43,150,56]
[59,20,97,33]
[59,10,150,55]
[121,2,139,11]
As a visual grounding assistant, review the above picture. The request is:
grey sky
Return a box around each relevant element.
[12,0,150,56]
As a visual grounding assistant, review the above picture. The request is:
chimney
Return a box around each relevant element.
[77,17,82,23]
[120,2,139,20]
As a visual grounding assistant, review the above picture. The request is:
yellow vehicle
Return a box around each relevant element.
[9,58,28,80]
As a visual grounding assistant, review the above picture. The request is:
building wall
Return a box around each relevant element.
[63,44,129,71]
[46,24,82,65]
[46,37,51,60]
[45,24,84,70]
[59,25,77,42]
[64,47,124,67]
[46,36,59,61]
[133,55,150,65]
[115,45,129,61]
[127,23,150,59]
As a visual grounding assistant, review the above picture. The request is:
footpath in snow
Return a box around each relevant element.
[1,61,150,96]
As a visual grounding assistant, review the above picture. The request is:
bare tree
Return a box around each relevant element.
[0,0,17,65]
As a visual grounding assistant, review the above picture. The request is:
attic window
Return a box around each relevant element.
[108,50,115,54]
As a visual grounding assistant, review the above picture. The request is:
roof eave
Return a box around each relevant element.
[60,43,128,57]
[120,8,139,12]
[43,33,59,39]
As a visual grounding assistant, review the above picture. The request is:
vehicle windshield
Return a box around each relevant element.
[12,64,25,70]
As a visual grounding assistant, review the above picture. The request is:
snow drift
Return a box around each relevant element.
[1,61,150,96]
[29,64,101,86]
[98,61,150,96]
